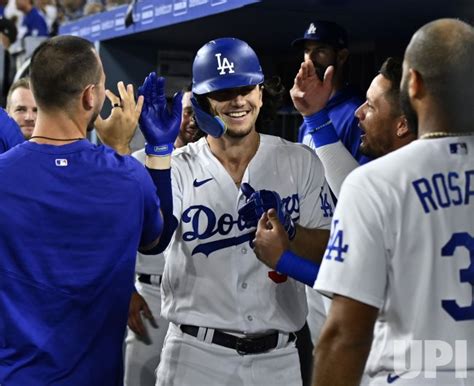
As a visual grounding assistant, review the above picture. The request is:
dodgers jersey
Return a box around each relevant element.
[161,134,333,333]
[316,137,474,377]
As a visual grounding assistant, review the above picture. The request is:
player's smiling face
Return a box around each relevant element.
[7,87,37,139]
[206,85,263,138]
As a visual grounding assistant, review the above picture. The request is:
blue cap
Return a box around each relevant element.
[291,21,348,49]
[192,37,264,95]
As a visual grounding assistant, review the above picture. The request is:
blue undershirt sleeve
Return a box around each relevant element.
[140,168,178,255]
[275,250,321,287]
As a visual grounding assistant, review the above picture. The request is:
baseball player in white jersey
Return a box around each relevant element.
[314,19,474,385]
[135,37,333,386]
[123,146,169,386]
[123,90,200,386]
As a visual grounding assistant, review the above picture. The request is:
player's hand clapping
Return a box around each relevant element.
[290,59,334,116]
[95,81,143,155]
[138,72,182,157]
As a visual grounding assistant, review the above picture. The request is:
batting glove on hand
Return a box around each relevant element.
[238,183,296,240]
[138,72,182,156]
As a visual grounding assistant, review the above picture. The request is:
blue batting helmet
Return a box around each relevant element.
[192,37,264,95]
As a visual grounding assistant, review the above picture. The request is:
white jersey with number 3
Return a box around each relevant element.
[161,134,333,334]
[316,137,474,381]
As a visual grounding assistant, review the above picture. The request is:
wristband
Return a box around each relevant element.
[303,109,339,147]
[275,250,320,287]
[145,143,174,157]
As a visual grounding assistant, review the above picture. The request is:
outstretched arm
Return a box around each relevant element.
[138,73,181,254]
[291,60,359,198]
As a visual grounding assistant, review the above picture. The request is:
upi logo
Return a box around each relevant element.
[393,340,468,379]
[215,53,235,75]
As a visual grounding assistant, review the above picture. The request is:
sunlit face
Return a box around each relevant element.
[355,74,401,158]
[8,87,37,139]
[179,91,198,144]
[303,41,338,81]
[206,85,263,138]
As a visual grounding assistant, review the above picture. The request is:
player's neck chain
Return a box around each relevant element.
[419,131,474,140]
[30,135,86,142]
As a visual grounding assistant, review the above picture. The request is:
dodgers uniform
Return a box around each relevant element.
[316,136,474,384]
[123,149,170,386]
[156,134,332,386]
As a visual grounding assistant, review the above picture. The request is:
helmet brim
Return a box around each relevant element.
[192,73,264,95]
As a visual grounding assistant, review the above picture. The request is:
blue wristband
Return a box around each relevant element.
[145,143,174,157]
[303,110,339,147]
[275,250,320,287]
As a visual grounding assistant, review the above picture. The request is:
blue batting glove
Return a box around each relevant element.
[191,96,226,138]
[138,72,182,156]
[239,182,296,240]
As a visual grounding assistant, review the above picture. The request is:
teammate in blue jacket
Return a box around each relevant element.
[0,106,24,153]
[0,35,178,385]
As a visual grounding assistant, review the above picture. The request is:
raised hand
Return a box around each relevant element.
[95,81,143,155]
[138,72,182,156]
[290,59,334,116]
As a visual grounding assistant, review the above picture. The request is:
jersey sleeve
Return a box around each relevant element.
[170,158,183,220]
[314,169,389,309]
[298,146,334,230]
[315,141,359,199]
[132,161,163,247]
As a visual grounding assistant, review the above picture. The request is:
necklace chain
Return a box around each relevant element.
[30,135,85,142]
[419,131,474,139]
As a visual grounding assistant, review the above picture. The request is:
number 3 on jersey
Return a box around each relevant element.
[441,232,474,321]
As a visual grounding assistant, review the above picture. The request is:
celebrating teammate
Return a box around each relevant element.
[314,18,474,385]
[135,37,332,386]
[0,36,174,385]
[123,88,201,386]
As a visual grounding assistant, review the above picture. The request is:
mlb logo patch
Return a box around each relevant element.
[449,142,468,155]
[55,158,68,167]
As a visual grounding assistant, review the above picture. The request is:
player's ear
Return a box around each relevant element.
[82,84,95,111]
[407,68,424,100]
[396,115,410,138]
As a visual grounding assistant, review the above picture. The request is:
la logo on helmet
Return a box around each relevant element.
[215,53,235,75]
